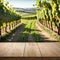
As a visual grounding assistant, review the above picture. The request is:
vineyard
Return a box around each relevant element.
[0,0,21,38]
[36,0,60,35]
[0,0,60,42]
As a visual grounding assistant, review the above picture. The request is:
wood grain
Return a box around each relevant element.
[0,43,25,57]
[38,42,60,57]
[0,42,60,57]
[24,43,41,57]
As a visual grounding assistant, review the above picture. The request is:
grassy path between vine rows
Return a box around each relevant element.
[1,19,58,42]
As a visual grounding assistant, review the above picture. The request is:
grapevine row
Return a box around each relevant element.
[36,0,60,35]
[0,0,21,37]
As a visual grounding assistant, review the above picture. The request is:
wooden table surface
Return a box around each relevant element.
[0,42,60,57]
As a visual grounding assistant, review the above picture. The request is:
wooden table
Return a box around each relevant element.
[0,42,60,57]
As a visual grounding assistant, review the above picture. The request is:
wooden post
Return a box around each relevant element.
[0,27,1,41]
[0,26,1,36]
[5,22,7,33]
[58,23,60,35]
[51,21,53,30]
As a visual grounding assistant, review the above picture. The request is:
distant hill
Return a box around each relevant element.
[13,7,36,14]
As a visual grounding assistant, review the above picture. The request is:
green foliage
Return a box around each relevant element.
[37,0,59,21]
[36,0,60,21]
[0,0,4,3]
[36,0,60,35]
[0,0,21,24]
[5,2,9,6]
[36,0,41,8]
[58,0,60,5]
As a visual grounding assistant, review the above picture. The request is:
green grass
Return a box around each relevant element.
[20,19,44,42]
[18,20,29,42]
[30,20,44,42]
[18,20,34,42]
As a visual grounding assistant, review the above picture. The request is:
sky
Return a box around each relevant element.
[4,0,36,8]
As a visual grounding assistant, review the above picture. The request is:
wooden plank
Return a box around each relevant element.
[38,43,59,57]
[0,42,60,57]
[44,42,60,57]
[24,43,41,57]
[0,43,25,57]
